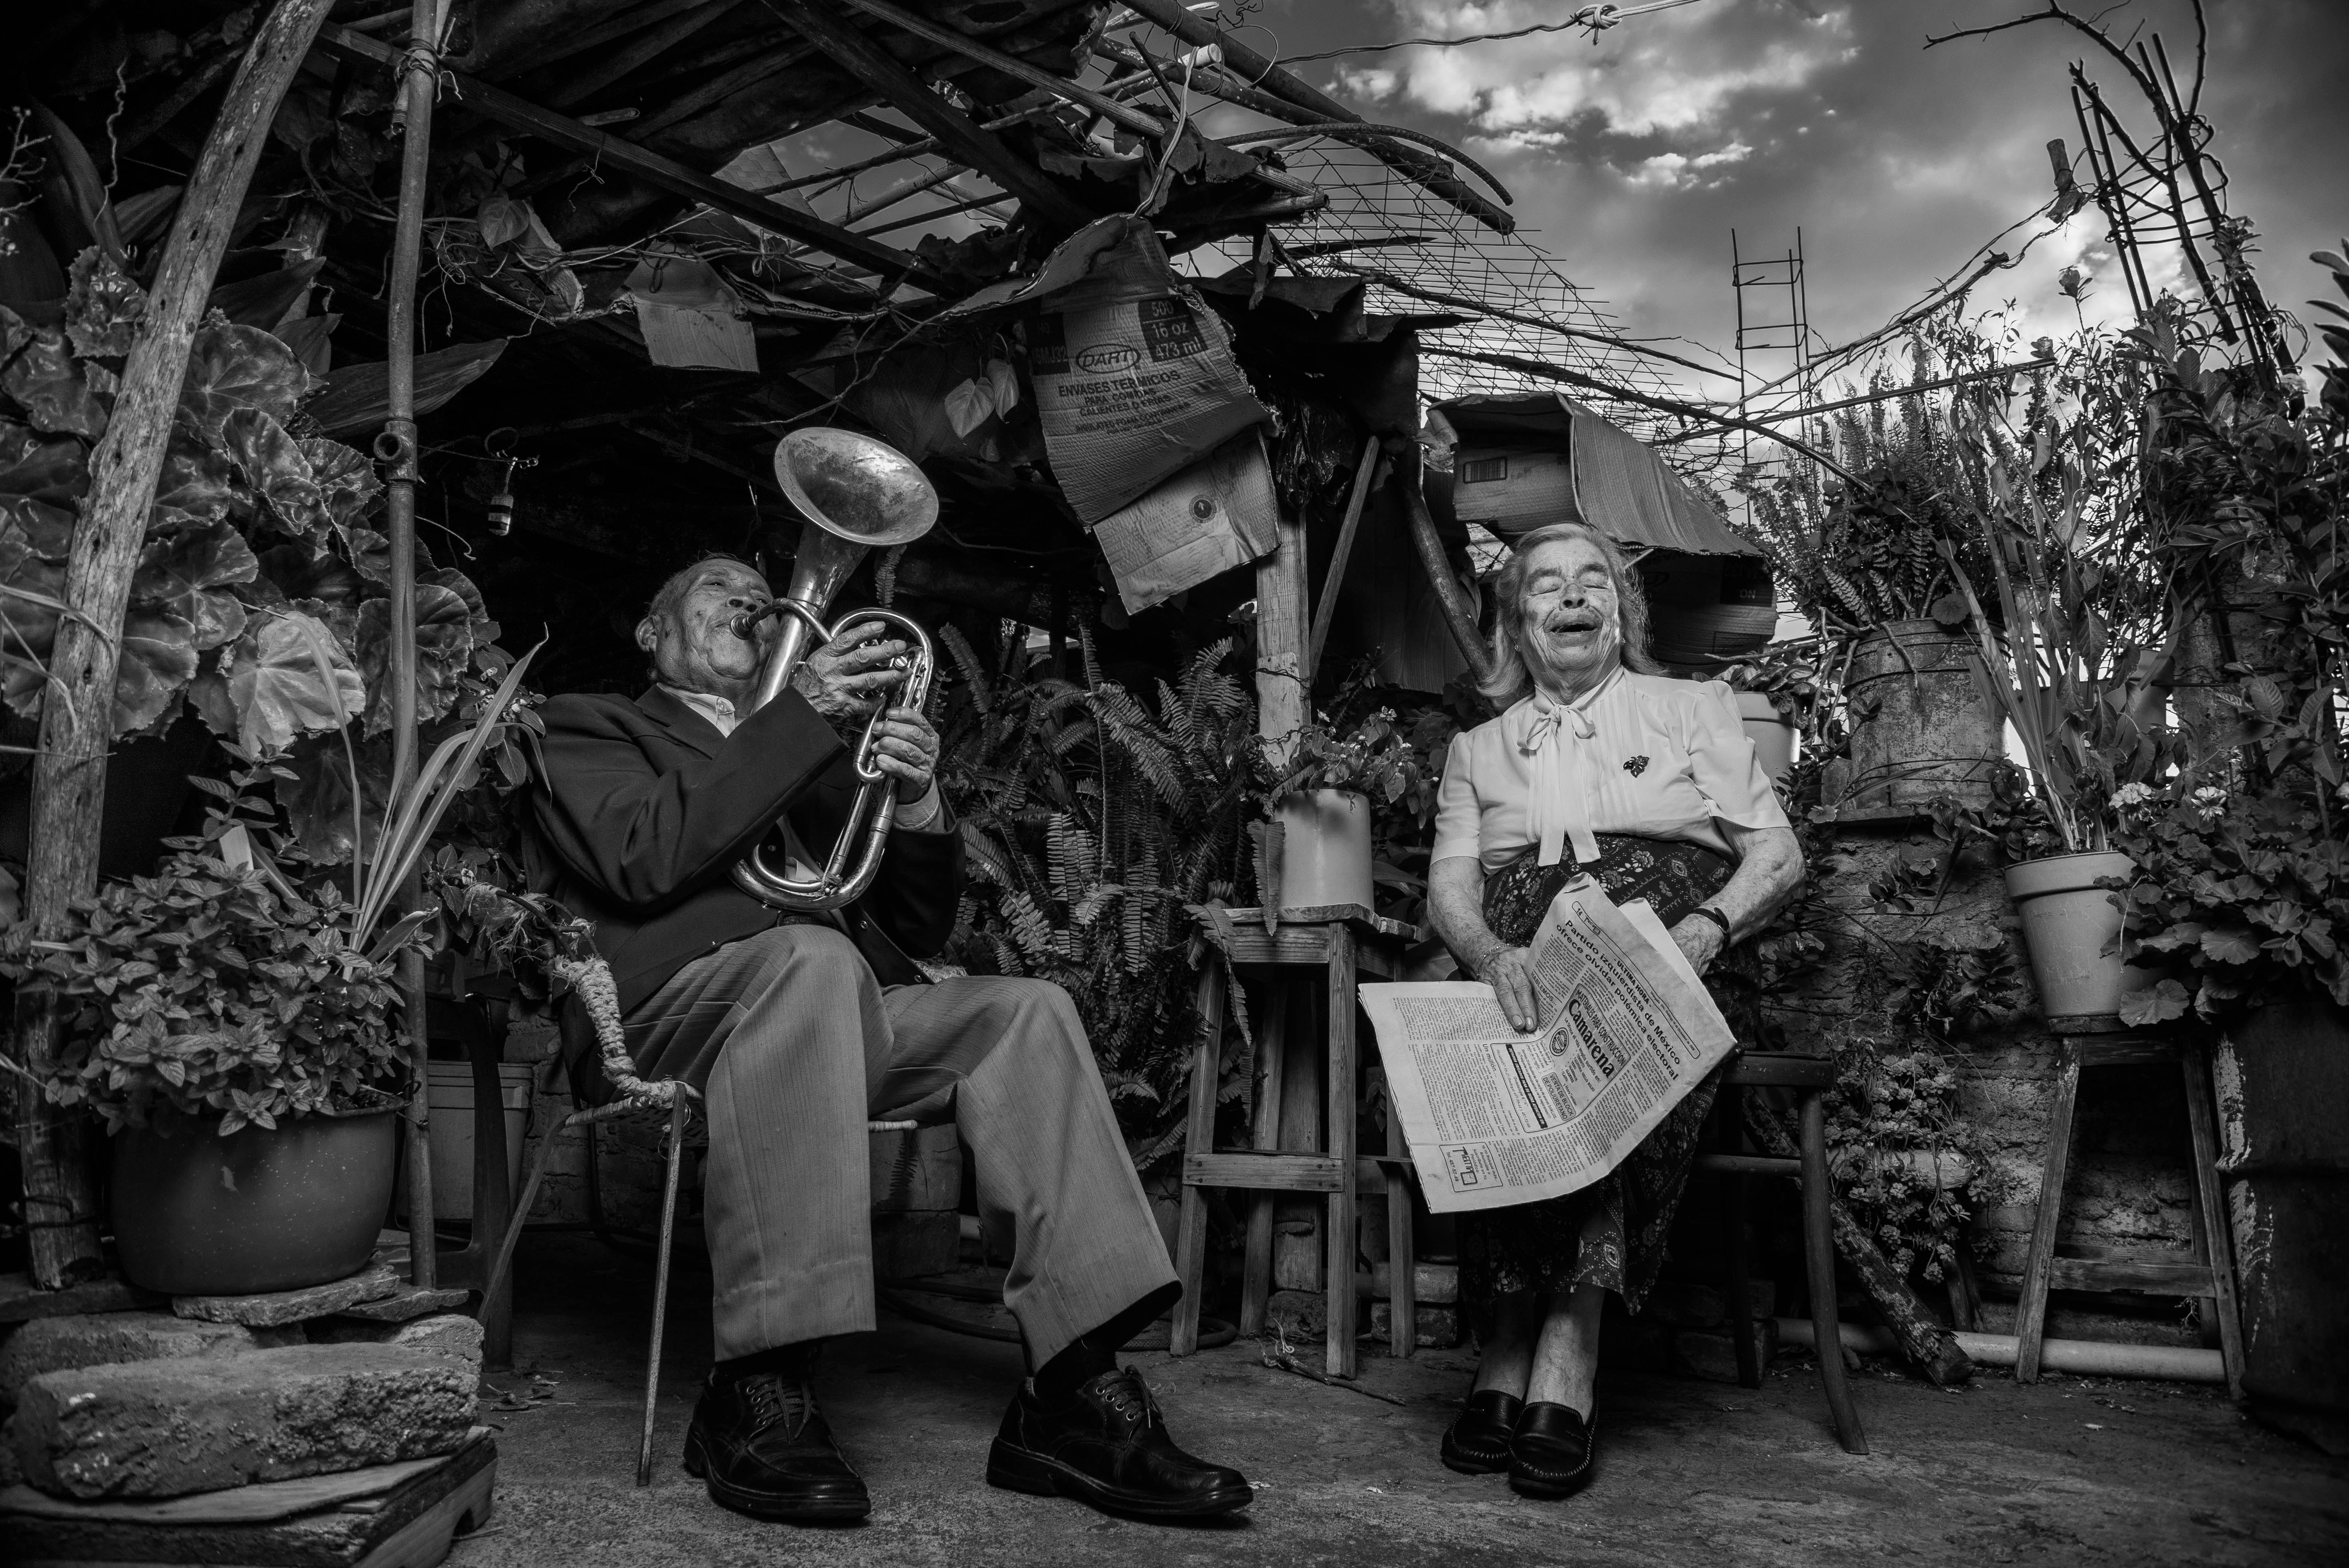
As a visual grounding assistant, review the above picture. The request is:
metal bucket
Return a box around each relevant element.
[1836,620,2003,811]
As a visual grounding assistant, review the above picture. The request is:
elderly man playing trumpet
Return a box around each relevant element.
[527,554,1251,1526]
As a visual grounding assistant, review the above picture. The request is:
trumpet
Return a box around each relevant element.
[729,428,939,912]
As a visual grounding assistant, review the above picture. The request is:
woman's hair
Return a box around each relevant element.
[1480,521,1661,702]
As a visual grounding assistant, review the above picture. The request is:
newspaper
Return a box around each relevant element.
[1361,877,1736,1214]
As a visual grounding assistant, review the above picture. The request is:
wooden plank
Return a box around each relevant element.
[0,1273,160,1323]
[2072,1037,2175,1067]
[0,1431,494,1524]
[1239,978,1288,1338]
[2047,1255,2220,1295]
[762,0,1091,231]
[15,0,341,1291]
[1696,1152,1801,1178]
[1185,1151,1342,1193]
[1722,1054,1837,1089]
[1324,926,1360,1378]
[1255,494,1312,771]
[1384,1061,1416,1358]
[1168,965,1222,1357]
[1307,435,1383,674]
[2180,1037,2247,1399]
[544,0,738,107]
[310,24,942,288]
[2014,1049,2082,1384]
[1220,929,1336,969]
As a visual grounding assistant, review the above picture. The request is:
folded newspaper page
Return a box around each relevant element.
[1361,877,1736,1213]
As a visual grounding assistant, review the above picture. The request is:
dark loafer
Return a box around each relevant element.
[1509,1401,1596,1499]
[681,1370,870,1523]
[988,1366,1253,1520]
[1440,1389,1523,1475]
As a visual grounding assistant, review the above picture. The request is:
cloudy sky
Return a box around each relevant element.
[1221,0,2348,400]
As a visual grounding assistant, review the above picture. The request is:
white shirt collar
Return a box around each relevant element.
[661,685,737,736]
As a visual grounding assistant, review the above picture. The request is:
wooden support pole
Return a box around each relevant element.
[1254,465,1311,770]
[1394,446,1495,690]
[1305,435,1381,675]
[762,0,1093,232]
[384,0,441,1289]
[12,0,338,1291]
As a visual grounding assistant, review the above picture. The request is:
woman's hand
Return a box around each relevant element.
[1668,916,1726,976]
[1480,944,1542,1035]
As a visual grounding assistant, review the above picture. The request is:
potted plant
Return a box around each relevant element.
[1714,639,1824,784]
[1943,395,2176,1026]
[1743,359,2008,812]
[0,653,536,1297]
[1257,707,1435,913]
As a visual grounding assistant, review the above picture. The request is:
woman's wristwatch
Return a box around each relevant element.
[1687,905,1734,944]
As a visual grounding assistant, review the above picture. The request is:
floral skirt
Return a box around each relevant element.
[1457,835,1734,1319]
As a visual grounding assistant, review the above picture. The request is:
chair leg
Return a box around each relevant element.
[1724,1172,1760,1389]
[1799,1089,1867,1455]
[638,1096,689,1487]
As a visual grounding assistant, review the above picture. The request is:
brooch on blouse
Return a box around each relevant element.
[1622,755,1650,776]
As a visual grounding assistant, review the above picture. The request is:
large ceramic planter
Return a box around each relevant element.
[2004,850,2155,1027]
[2214,1000,2349,1450]
[1734,691,1797,784]
[111,1107,400,1296]
[1274,788,1373,911]
[1832,619,2003,811]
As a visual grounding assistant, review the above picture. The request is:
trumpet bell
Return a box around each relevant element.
[774,427,938,549]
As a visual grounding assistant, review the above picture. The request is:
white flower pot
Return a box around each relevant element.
[1736,690,1797,784]
[1275,788,1374,912]
[2004,850,2156,1025]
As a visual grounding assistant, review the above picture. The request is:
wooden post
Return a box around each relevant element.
[1256,466,1314,1295]
[384,0,441,1289]
[11,0,337,1290]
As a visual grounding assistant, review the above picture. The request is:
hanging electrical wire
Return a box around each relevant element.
[1276,0,1712,66]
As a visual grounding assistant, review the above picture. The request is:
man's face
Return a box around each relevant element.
[637,560,774,697]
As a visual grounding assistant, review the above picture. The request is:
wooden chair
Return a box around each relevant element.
[482,1081,912,1485]
[1696,1051,1868,1455]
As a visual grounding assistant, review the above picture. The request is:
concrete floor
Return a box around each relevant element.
[450,1236,2348,1568]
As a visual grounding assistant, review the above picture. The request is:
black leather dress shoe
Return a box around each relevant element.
[1440,1389,1522,1475]
[681,1370,870,1523]
[1509,1402,1596,1499]
[988,1366,1253,1520]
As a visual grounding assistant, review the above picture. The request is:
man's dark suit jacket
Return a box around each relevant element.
[527,685,964,1020]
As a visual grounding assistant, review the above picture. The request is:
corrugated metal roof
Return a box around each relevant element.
[1437,392,1762,559]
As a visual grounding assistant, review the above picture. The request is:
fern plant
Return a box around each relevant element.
[933,622,1259,1152]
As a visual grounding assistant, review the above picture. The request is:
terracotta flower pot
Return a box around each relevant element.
[111,1107,399,1296]
[2215,1000,2349,1449]
[2004,850,2155,1027]
[1734,690,1797,784]
[1274,788,1373,911]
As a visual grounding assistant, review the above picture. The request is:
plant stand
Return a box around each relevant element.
[2013,1025,2245,1396]
[1169,903,1414,1378]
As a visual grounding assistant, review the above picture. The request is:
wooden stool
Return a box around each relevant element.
[1169,904,1414,1377]
[1698,1052,1868,1455]
[2013,1028,2245,1395]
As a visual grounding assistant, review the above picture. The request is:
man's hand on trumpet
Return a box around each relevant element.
[790,618,909,721]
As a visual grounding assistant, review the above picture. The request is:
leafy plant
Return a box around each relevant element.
[1713,637,1825,726]
[934,623,1257,1149]
[0,249,526,866]
[1257,705,1438,811]
[1824,1039,1988,1283]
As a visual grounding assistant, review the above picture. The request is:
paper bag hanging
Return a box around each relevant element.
[1026,225,1267,524]
[1089,432,1280,614]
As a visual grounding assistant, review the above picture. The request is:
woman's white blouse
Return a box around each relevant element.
[1432,672,1791,870]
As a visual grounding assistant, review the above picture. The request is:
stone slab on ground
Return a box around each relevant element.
[313,1314,486,1369]
[1,1427,496,1566]
[172,1262,401,1328]
[0,1273,162,1324]
[11,1342,477,1501]
[332,1286,471,1324]
[0,1313,298,1406]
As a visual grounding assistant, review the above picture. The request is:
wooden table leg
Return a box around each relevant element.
[1324,927,1359,1378]
[1240,980,1288,1338]
[467,1034,514,1368]
[2180,1038,2247,1400]
[1171,966,1225,1357]
[1385,1067,1415,1358]
[2015,1045,2082,1385]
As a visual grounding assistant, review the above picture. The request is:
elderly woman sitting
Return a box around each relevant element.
[1426,521,1804,1499]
